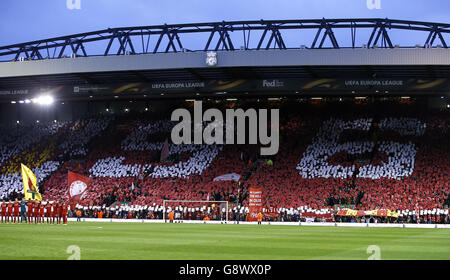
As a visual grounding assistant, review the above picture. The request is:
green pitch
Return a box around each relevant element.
[0,222,449,260]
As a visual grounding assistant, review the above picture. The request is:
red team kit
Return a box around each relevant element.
[0,200,68,224]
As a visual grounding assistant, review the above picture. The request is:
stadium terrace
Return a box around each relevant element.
[171,101,280,155]
[0,98,448,226]
[0,18,449,228]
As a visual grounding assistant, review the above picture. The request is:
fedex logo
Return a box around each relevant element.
[262,80,284,88]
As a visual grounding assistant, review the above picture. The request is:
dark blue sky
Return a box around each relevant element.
[1,0,449,48]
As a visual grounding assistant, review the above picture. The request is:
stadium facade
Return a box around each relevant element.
[0,19,449,225]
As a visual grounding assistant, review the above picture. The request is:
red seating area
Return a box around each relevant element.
[35,106,449,214]
[245,148,361,209]
[357,128,450,210]
[42,119,252,206]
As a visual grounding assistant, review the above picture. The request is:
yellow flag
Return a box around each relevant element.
[21,163,42,201]
[387,210,399,218]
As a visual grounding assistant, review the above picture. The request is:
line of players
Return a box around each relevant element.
[0,199,68,224]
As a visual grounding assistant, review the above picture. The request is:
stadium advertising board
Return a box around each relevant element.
[337,209,399,218]
[1,78,449,98]
[51,78,450,95]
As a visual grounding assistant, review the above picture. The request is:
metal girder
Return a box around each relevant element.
[104,31,136,55]
[424,25,448,48]
[256,23,287,50]
[311,20,340,49]
[14,46,44,61]
[1,18,449,62]
[204,24,235,51]
[367,20,393,48]
[153,27,183,53]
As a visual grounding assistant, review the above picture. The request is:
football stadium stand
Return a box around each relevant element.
[0,99,449,223]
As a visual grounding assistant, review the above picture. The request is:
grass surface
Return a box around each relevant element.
[0,222,449,260]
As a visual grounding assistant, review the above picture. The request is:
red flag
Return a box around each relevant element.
[247,187,263,221]
[160,138,170,162]
[68,171,90,208]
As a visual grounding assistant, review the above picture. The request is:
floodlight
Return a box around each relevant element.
[34,95,54,105]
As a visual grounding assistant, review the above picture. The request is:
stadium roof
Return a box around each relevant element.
[1,18,449,61]
[0,18,449,100]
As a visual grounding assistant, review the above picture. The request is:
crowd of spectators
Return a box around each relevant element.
[69,203,450,224]
[296,118,421,180]
[0,122,65,167]
[59,118,112,157]
[0,100,448,224]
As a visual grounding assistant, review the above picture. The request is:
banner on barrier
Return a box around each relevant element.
[337,209,399,218]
